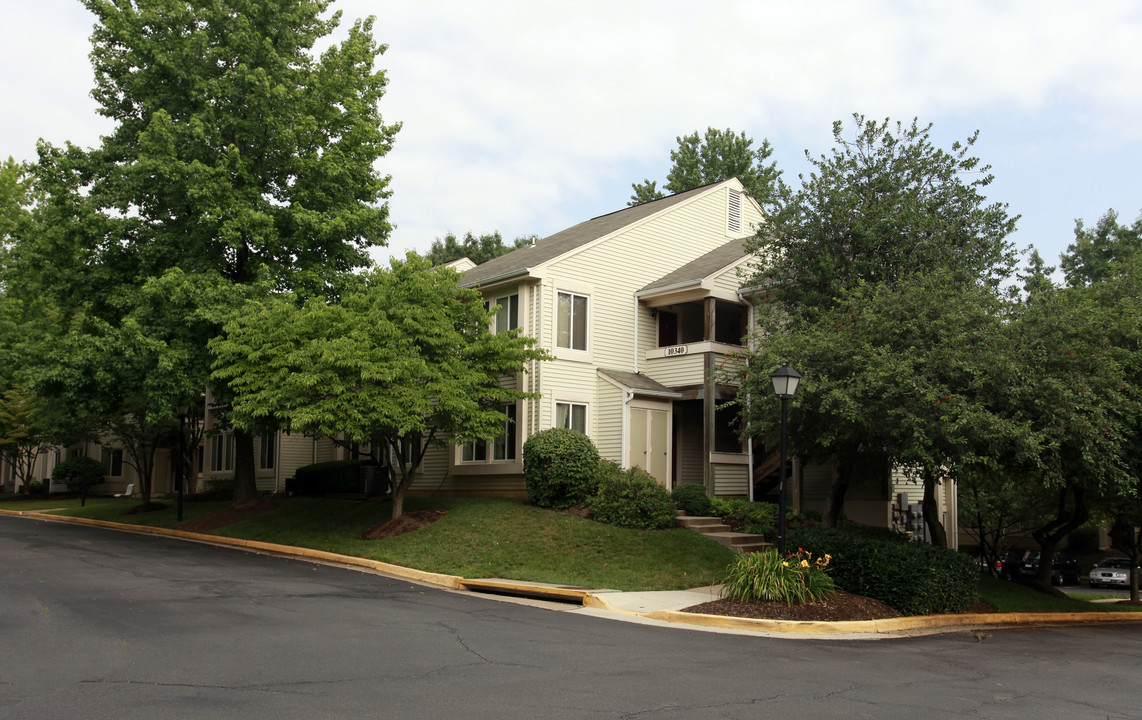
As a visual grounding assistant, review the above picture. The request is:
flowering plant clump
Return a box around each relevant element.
[720,547,836,605]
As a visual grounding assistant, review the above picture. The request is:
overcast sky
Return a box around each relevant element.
[3,0,1141,271]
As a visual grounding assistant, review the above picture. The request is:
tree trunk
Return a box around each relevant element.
[823,460,851,528]
[1032,485,1088,588]
[922,469,948,548]
[391,468,414,520]
[232,429,257,506]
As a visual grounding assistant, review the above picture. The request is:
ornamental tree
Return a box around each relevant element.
[210,254,550,519]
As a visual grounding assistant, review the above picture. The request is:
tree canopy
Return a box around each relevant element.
[210,254,550,519]
[748,115,1018,320]
[12,0,400,504]
[422,231,536,267]
[630,127,781,206]
[739,115,1021,537]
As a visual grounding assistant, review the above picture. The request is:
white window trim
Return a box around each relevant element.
[259,432,276,471]
[554,400,590,435]
[491,292,520,335]
[553,286,592,361]
[453,403,523,474]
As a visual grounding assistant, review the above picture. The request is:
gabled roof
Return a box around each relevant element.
[637,237,751,295]
[459,181,727,288]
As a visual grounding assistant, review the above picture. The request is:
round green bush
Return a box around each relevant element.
[709,497,778,538]
[786,526,979,615]
[588,463,676,530]
[672,483,712,516]
[522,428,601,508]
[51,457,105,493]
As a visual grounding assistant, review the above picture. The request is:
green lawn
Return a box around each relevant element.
[977,575,1142,614]
[27,495,736,592]
[11,494,1142,610]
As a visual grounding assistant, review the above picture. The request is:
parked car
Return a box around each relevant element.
[1089,557,1139,589]
[993,551,1023,581]
[1021,550,1082,585]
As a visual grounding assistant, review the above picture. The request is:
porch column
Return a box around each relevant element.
[702,352,715,493]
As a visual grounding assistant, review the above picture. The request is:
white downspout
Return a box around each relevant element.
[621,388,635,468]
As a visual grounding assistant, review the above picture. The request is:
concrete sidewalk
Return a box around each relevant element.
[6,507,1142,639]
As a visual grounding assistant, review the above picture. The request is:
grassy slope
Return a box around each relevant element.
[30,495,736,592]
[10,495,1142,609]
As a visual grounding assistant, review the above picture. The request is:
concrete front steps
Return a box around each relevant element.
[676,514,771,554]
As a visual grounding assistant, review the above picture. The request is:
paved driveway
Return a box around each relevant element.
[3,515,1142,720]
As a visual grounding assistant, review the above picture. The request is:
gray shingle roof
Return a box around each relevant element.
[597,368,684,398]
[459,182,722,288]
[637,237,751,294]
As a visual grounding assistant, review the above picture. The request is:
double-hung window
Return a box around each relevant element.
[555,402,587,434]
[556,291,588,351]
[210,433,234,472]
[101,448,124,477]
[259,432,276,470]
[493,293,519,334]
[461,404,517,462]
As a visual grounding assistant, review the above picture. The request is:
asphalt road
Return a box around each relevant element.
[3,515,1142,720]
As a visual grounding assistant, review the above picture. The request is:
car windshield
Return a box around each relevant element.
[1098,558,1131,569]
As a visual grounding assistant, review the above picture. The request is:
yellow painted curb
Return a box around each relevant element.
[635,607,1142,635]
[10,510,463,590]
[460,578,593,603]
[7,509,1142,636]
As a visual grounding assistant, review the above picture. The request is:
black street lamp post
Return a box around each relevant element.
[769,362,801,556]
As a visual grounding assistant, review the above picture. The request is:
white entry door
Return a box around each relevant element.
[629,406,669,486]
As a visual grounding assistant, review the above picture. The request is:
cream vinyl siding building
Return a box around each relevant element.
[411,178,768,499]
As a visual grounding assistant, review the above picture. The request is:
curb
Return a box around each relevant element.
[0,508,461,590]
[6,508,1142,636]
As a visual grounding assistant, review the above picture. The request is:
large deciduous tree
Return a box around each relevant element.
[210,254,550,519]
[741,115,1019,532]
[25,0,399,505]
[630,127,781,206]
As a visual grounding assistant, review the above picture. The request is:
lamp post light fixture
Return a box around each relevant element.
[769,362,802,556]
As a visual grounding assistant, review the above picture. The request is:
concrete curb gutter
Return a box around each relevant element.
[6,508,1142,637]
[1,509,462,590]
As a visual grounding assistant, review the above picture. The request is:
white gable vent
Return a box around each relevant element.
[727,190,742,234]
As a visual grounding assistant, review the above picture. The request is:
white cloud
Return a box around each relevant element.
[4,0,1141,262]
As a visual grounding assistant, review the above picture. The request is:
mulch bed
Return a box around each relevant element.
[358,509,448,540]
[683,593,997,622]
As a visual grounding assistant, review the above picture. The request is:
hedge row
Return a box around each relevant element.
[786,526,979,615]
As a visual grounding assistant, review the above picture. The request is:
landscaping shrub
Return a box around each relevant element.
[787,525,979,615]
[522,428,600,508]
[588,463,676,530]
[721,548,835,605]
[290,459,374,495]
[708,497,779,538]
[672,483,712,516]
[51,457,106,493]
